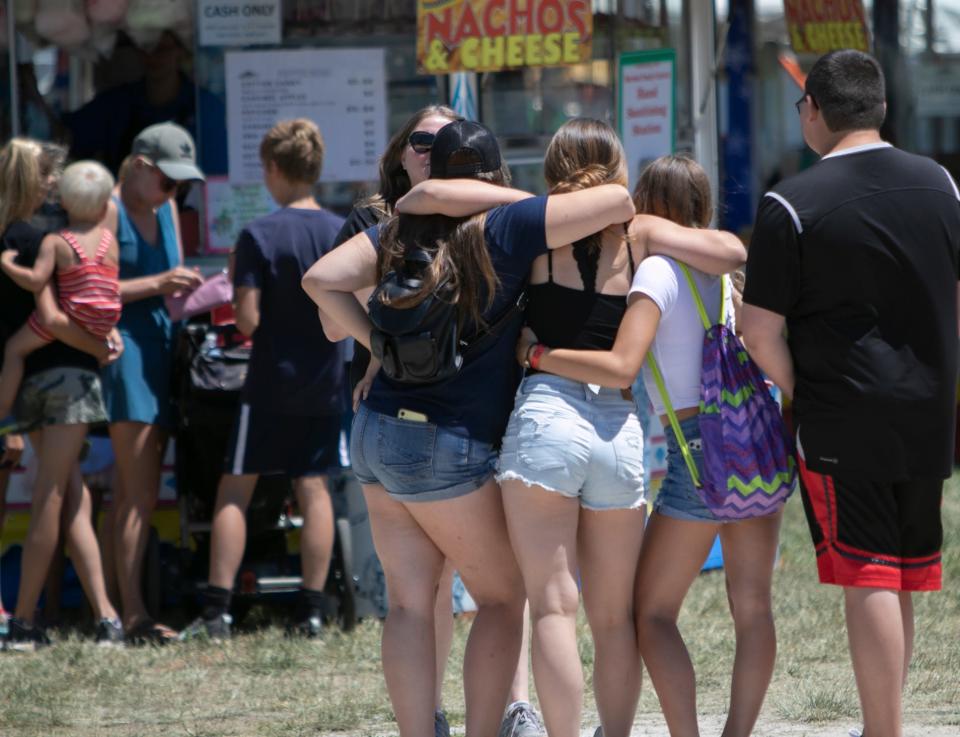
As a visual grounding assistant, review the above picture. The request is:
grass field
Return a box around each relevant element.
[1,476,958,737]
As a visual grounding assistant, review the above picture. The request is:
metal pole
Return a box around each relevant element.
[6,0,20,137]
[688,0,720,217]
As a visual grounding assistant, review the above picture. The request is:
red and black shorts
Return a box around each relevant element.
[796,457,943,591]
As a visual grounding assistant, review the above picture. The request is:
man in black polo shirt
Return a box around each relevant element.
[742,50,959,737]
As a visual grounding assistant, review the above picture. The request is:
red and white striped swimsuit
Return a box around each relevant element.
[29,228,122,342]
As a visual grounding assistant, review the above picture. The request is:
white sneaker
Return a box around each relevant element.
[497,701,545,737]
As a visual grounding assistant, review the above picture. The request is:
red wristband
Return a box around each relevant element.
[529,344,547,370]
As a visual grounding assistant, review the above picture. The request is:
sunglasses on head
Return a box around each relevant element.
[408,131,436,154]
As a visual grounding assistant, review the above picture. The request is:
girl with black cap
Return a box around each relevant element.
[303,119,635,737]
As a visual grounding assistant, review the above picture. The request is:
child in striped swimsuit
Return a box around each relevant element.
[0,161,121,416]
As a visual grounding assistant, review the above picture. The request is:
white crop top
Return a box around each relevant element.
[628,256,734,415]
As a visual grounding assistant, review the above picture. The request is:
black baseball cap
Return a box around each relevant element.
[430,120,502,179]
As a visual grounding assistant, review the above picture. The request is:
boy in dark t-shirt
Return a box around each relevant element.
[180,119,345,641]
[741,51,960,737]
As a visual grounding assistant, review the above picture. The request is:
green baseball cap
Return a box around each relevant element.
[131,122,205,182]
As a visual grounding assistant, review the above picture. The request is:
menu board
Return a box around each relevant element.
[225,48,387,184]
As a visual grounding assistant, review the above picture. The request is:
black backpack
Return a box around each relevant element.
[368,248,525,386]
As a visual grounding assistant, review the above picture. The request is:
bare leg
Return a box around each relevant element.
[501,481,582,737]
[0,468,8,613]
[845,587,910,737]
[0,327,47,416]
[717,512,782,737]
[62,464,119,621]
[294,474,334,591]
[206,473,258,590]
[435,561,455,710]
[364,483,446,737]
[579,507,646,737]
[13,426,88,624]
[109,421,167,629]
[900,592,913,690]
[407,479,526,737]
[635,513,719,737]
[98,493,120,607]
[508,600,532,703]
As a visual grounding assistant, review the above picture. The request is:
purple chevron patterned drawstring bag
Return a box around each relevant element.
[648,264,796,520]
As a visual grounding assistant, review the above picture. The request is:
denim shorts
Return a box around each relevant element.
[496,374,645,511]
[654,415,723,523]
[350,403,498,502]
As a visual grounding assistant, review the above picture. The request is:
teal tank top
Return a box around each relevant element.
[113,197,179,340]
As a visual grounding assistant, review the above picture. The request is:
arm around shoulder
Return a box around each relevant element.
[544,184,635,249]
[396,179,533,217]
[634,215,746,275]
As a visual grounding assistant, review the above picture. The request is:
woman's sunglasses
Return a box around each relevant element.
[143,159,179,192]
[408,131,436,154]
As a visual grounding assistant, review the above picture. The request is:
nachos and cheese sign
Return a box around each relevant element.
[417,0,593,74]
[784,0,870,55]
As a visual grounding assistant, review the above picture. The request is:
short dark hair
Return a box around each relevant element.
[805,49,886,132]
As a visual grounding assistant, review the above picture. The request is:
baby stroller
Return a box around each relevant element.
[172,321,356,630]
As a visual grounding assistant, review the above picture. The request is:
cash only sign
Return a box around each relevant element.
[417,0,593,74]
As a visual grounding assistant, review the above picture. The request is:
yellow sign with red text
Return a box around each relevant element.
[784,0,870,55]
[417,0,593,74]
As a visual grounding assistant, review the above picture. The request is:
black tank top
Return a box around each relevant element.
[525,235,636,352]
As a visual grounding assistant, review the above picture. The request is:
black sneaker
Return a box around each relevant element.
[4,617,51,652]
[289,613,323,639]
[178,613,232,642]
[94,618,125,648]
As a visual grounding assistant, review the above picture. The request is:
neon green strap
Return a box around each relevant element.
[677,262,726,329]
[647,353,701,488]
[645,264,727,489]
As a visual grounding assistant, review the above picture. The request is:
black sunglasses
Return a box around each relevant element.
[409,131,436,154]
[149,163,178,192]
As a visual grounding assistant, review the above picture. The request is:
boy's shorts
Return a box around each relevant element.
[224,403,341,478]
[797,455,943,591]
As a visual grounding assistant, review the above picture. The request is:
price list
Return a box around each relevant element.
[225,48,387,184]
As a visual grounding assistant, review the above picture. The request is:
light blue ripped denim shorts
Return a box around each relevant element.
[654,414,723,523]
[496,374,645,511]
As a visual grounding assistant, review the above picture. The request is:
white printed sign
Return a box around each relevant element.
[199,0,282,47]
[225,48,387,184]
[619,49,676,189]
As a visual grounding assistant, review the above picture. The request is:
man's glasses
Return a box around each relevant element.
[795,93,816,114]
[409,131,436,154]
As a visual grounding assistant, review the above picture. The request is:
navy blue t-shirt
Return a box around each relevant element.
[233,207,347,416]
[363,196,549,444]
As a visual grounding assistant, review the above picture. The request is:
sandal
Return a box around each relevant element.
[125,619,178,646]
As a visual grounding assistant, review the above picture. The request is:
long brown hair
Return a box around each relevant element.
[633,154,712,228]
[377,147,511,330]
[543,118,628,250]
[362,105,462,217]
